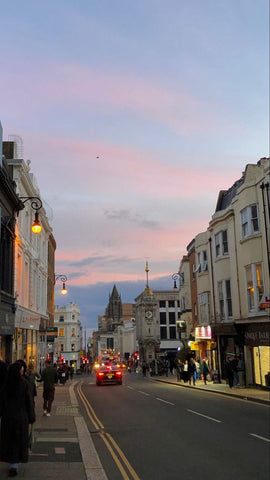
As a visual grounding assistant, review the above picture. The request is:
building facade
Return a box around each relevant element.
[177,157,270,387]
[54,303,82,368]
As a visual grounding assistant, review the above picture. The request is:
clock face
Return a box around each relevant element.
[145,310,153,319]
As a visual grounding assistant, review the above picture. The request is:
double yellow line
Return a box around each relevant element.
[77,382,140,480]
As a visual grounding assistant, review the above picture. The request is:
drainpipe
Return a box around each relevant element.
[209,236,221,382]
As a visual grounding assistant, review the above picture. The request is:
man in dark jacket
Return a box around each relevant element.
[40,360,58,416]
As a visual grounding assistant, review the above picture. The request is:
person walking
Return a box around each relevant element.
[40,360,58,416]
[0,361,36,477]
[183,360,189,383]
[201,358,210,385]
[176,359,184,382]
[225,356,234,388]
[188,358,197,386]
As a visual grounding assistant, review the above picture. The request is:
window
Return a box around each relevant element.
[168,300,175,308]
[60,344,63,352]
[71,344,75,351]
[159,301,166,308]
[218,280,232,320]
[169,311,176,323]
[159,312,166,324]
[59,328,65,337]
[215,230,228,257]
[59,315,64,322]
[72,314,75,320]
[160,326,167,339]
[71,328,75,337]
[241,205,259,238]
[246,263,264,311]
[198,292,210,324]
[197,250,208,272]
[169,326,176,339]
[107,338,114,349]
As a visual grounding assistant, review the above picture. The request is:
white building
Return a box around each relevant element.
[54,303,82,368]
[7,156,52,370]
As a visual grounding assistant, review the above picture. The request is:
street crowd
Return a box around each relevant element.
[0,358,77,477]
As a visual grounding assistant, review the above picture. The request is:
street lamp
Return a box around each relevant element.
[54,274,68,295]
[19,196,43,234]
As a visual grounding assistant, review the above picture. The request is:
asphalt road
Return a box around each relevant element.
[78,372,270,480]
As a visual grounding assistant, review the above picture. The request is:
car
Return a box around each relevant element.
[96,364,123,386]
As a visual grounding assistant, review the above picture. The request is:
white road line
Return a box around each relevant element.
[127,386,134,390]
[249,433,270,443]
[187,409,222,423]
[138,390,150,396]
[156,397,175,406]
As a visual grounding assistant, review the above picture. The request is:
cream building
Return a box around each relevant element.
[54,303,82,368]
[179,157,270,387]
[7,156,52,371]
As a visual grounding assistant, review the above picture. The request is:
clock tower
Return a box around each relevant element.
[135,262,160,364]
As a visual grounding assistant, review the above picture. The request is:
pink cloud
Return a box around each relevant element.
[0,61,231,136]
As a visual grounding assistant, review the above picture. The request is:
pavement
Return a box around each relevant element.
[0,374,269,479]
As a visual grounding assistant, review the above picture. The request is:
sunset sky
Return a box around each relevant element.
[1,1,268,330]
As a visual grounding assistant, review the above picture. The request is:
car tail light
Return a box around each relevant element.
[115,371,122,376]
[97,372,105,377]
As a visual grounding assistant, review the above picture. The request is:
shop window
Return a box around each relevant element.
[246,263,264,312]
[241,204,259,238]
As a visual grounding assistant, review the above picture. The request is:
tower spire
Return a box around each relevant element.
[145,260,149,288]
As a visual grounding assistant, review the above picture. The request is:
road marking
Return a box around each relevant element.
[187,409,222,423]
[127,386,134,390]
[249,433,270,443]
[156,397,175,406]
[138,390,150,396]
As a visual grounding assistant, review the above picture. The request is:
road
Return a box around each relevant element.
[77,372,270,480]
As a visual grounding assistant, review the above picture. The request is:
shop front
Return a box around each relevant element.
[241,322,270,388]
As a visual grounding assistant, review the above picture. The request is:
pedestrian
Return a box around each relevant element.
[26,363,40,401]
[231,355,239,387]
[0,361,36,477]
[201,358,210,385]
[39,359,58,416]
[142,360,147,377]
[176,359,184,382]
[224,356,234,388]
[69,365,74,380]
[188,358,197,386]
[183,360,189,383]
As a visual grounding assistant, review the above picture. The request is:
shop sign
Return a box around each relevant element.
[244,323,270,347]
[46,327,58,342]
[195,325,212,340]
[259,294,270,310]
